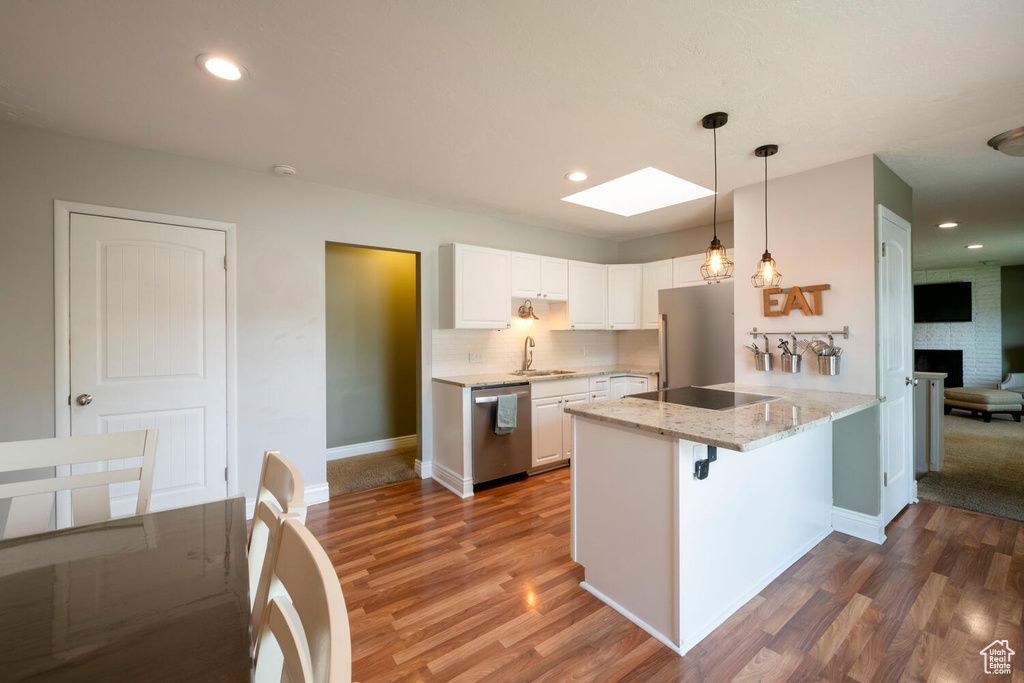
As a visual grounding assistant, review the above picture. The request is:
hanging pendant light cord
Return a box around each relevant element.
[713,126,718,241]
[763,153,768,252]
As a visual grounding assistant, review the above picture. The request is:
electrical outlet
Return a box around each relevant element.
[468,351,483,363]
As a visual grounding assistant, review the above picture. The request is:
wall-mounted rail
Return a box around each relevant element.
[749,325,849,339]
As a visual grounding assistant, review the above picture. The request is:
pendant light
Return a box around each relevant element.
[700,112,734,283]
[751,144,782,288]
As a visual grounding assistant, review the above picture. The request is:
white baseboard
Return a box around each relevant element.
[414,458,433,479]
[832,506,887,544]
[326,434,417,461]
[432,461,473,498]
[245,482,332,519]
[580,581,685,655]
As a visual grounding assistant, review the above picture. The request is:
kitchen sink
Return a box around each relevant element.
[509,369,577,377]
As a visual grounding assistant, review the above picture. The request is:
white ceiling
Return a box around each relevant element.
[1,0,1022,265]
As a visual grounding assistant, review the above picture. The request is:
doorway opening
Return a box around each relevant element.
[325,243,420,496]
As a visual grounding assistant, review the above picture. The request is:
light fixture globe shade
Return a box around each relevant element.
[751,251,782,288]
[700,238,734,283]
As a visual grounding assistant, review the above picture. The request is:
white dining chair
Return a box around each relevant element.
[248,500,299,616]
[253,518,352,683]
[251,450,307,534]
[0,430,158,539]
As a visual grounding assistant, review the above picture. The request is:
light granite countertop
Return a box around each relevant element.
[563,383,882,452]
[432,366,659,388]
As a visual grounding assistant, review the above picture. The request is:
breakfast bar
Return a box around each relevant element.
[564,384,881,656]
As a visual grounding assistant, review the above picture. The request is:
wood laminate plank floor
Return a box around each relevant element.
[306,467,1024,682]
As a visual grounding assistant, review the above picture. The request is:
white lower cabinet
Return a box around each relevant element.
[611,375,650,400]
[531,396,565,468]
[561,392,589,460]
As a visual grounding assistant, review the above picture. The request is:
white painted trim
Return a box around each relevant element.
[414,458,433,479]
[580,581,685,655]
[832,506,887,544]
[246,482,331,520]
[432,461,473,498]
[53,201,240,502]
[326,435,417,461]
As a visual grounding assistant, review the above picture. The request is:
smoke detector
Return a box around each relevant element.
[987,126,1024,156]
[272,164,298,176]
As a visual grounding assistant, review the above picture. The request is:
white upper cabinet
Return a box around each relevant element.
[607,264,643,330]
[672,253,707,288]
[511,253,568,302]
[642,259,673,330]
[510,252,542,299]
[540,257,569,301]
[439,243,511,329]
[566,261,607,330]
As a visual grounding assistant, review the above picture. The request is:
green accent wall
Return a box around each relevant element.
[326,244,418,448]
[832,405,881,515]
[1003,265,1024,376]
[830,157,911,517]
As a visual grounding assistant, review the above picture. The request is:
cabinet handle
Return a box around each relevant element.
[537,292,542,296]
[571,324,575,329]
[610,325,614,329]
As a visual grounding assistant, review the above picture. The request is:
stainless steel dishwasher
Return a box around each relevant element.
[471,383,532,485]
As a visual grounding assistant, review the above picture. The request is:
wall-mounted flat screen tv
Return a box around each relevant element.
[914,282,972,323]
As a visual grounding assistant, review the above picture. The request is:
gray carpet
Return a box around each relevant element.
[917,412,1024,522]
[327,446,418,497]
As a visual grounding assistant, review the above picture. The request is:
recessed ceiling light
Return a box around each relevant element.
[197,54,245,81]
[966,244,983,249]
[561,167,714,217]
[565,171,588,182]
[937,222,959,228]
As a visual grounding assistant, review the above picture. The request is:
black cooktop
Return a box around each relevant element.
[632,386,776,411]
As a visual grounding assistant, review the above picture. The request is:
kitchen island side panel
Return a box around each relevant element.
[572,416,833,656]
[678,423,833,648]
[573,420,683,649]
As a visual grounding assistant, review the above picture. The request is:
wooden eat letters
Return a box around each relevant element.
[763,284,830,317]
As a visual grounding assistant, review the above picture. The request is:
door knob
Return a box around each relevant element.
[905,377,918,386]
[76,394,93,406]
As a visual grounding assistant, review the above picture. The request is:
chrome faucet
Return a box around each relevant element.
[522,335,535,371]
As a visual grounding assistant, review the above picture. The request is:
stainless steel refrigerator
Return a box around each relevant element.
[658,282,735,389]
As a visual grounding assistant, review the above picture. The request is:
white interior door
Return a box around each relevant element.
[878,206,914,526]
[68,213,227,517]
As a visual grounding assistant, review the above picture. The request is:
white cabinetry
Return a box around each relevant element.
[607,264,643,330]
[511,253,569,301]
[541,257,569,301]
[672,253,707,288]
[611,375,650,400]
[562,392,589,460]
[531,396,565,468]
[642,259,673,330]
[440,243,511,329]
[566,261,608,330]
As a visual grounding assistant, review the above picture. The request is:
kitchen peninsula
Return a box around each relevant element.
[564,384,881,656]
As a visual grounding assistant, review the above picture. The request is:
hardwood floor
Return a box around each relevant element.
[306,467,1024,682]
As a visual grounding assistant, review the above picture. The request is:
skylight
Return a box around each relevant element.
[560,167,714,217]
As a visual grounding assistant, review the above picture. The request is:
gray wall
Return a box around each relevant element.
[1003,265,1024,376]
[832,405,881,515]
[617,221,733,264]
[0,122,619,498]
[326,245,418,448]
[873,155,913,225]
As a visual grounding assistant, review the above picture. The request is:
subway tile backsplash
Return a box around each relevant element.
[432,299,658,377]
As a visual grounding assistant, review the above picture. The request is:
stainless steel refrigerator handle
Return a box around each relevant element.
[659,313,668,388]
[474,392,529,404]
